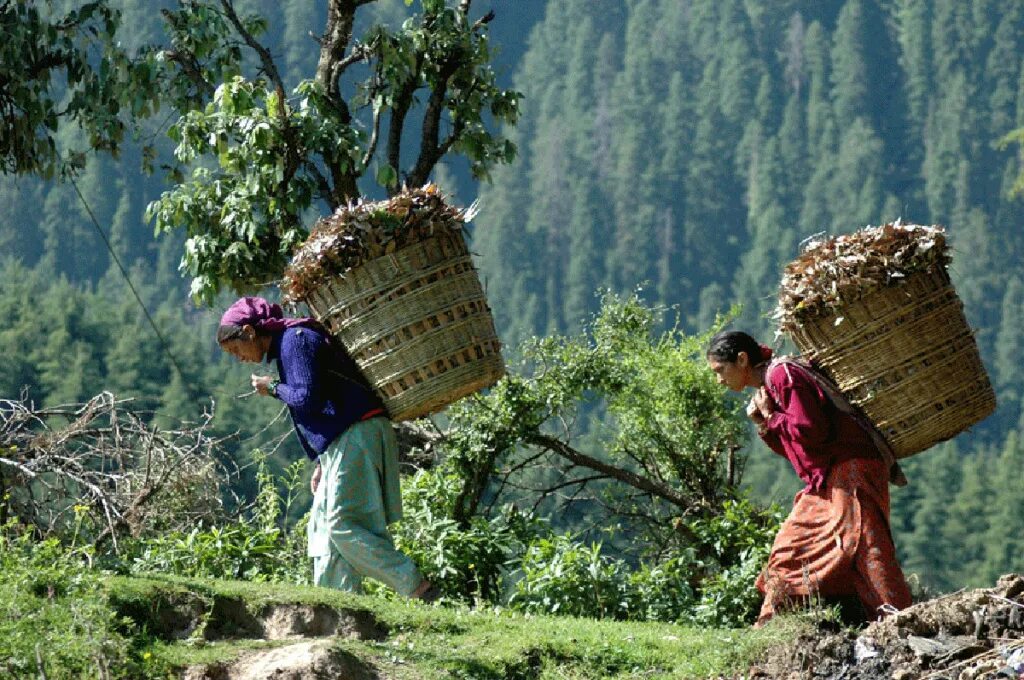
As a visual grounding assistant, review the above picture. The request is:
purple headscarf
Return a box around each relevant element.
[219,297,323,334]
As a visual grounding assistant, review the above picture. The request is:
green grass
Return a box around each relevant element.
[110,573,807,679]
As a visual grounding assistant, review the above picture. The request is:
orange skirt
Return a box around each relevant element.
[755,456,911,626]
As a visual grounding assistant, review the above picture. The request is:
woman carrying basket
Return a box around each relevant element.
[706,331,911,626]
[218,296,438,601]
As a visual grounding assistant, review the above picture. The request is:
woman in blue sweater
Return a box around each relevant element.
[218,297,437,601]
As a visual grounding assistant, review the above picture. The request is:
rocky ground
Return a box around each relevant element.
[753,575,1024,680]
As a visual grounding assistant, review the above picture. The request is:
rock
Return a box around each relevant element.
[890,666,916,680]
[907,635,948,658]
[995,574,1024,600]
[853,636,880,663]
[185,640,377,680]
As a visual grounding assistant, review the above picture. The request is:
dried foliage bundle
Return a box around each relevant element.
[281,185,476,303]
[775,222,949,331]
[0,392,227,551]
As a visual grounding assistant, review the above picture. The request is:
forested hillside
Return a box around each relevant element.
[2,0,1022,593]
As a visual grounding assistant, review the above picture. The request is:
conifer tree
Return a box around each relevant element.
[900,443,961,589]
[829,119,884,230]
[733,136,794,333]
[654,70,692,306]
[979,431,1024,584]
[994,276,1024,410]
[830,0,871,131]
[802,21,831,148]
[894,0,932,127]
[605,0,661,298]
[943,456,995,587]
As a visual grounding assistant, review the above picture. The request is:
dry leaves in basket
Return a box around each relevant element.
[281,185,477,302]
[774,221,950,331]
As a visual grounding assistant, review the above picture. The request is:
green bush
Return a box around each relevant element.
[126,518,308,583]
[625,552,699,622]
[684,498,785,626]
[392,467,544,602]
[503,497,782,625]
[508,534,632,619]
[0,524,142,679]
[125,451,309,584]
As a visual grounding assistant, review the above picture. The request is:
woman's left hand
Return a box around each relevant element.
[251,374,274,396]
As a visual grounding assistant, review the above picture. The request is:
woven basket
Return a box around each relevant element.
[786,266,995,458]
[303,228,504,421]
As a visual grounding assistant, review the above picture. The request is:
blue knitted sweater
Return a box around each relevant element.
[267,326,385,460]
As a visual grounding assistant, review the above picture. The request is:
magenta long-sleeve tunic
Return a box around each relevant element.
[759,361,878,492]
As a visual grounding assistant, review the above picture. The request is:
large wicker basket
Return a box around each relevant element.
[303,228,504,421]
[786,266,995,458]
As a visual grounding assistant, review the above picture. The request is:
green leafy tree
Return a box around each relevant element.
[0,0,163,179]
[147,0,521,302]
[440,291,748,546]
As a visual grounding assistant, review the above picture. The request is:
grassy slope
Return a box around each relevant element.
[112,575,806,679]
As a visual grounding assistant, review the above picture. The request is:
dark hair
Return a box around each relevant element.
[216,324,267,344]
[706,331,768,365]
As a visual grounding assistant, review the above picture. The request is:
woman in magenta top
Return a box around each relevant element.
[707,331,911,626]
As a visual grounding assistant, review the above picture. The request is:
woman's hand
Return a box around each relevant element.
[310,461,322,494]
[752,388,774,419]
[251,374,274,396]
[747,387,774,429]
[745,397,764,424]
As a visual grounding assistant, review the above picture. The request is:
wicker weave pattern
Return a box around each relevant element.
[788,267,996,458]
[305,229,504,421]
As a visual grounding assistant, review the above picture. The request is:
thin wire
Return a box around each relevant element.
[69,175,203,405]
[61,181,300,461]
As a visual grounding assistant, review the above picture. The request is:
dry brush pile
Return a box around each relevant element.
[0,392,228,551]
[753,574,1024,680]
[281,184,475,303]
[774,221,949,331]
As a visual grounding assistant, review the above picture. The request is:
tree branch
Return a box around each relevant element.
[386,56,423,190]
[316,0,356,111]
[408,59,458,187]
[219,0,301,223]
[360,93,383,171]
[315,0,363,202]
[526,433,692,510]
[219,0,285,98]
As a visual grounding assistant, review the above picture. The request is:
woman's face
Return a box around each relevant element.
[707,353,751,392]
[219,325,270,363]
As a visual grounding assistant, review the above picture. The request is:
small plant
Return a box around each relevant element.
[0,523,140,678]
[391,467,545,603]
[125,450,309,584]
[509,534,632,619]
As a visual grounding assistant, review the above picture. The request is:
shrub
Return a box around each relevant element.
[508,534,632,619]
[391,467,544,602]
[124,451,309,584]
[625,552,699,622]
[684,498,785,626]
[126,519,308,583]
[0,524,141,679]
